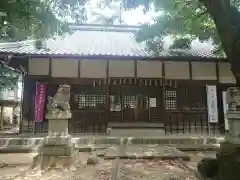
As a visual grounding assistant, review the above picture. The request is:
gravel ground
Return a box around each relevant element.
[0,151,216,180]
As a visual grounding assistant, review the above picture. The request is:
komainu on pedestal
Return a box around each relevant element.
[45,84,72,120]
[32,84,79,170]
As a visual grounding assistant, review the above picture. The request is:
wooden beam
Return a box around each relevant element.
[19,54,228,62]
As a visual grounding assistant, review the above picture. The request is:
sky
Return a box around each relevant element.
[85,0,159,25]
[83,0,213,52]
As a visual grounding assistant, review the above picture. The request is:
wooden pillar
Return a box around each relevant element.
[0,106,4,130]
[19,56,29,134]
[189,61,193,80]
[215,61,224,132]
[19,76,27,134]
[162,62,166,133]
[106,60,110,129]
[19,82,23,133]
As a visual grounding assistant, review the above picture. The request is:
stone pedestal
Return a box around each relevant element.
[225,87,240,144]
[225,111,240,144]
[32,114,79,170]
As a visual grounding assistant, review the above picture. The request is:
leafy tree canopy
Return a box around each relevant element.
[129,0,223,56]
[123,0,239,57]
[0,63,19,96]
[0,0,87,93]
[0,0,87,42]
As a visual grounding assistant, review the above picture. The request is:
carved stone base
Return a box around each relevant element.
[38,144,75,156]
[198,141,240,180]
[32,134,79,170]
[43,135,72,146]
[32,150,79,170]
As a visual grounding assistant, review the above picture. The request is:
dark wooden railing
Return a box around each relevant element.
[164,111,222,134]
[69,109,107,134]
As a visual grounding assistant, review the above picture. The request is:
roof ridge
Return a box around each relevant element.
[70,24,139,32]
[0,40,35,49]
[69,23,140,28]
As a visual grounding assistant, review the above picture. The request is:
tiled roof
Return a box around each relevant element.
[0,25,221,58]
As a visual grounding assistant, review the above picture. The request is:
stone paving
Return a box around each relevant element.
[0,149,216,180]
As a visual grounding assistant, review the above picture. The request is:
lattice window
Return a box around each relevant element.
[165,90,177,111]
[124,96,136,108]
[75,93,106,109]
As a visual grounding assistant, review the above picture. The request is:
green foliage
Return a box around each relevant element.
[0,0,87,41]
[0,64,19,94]
[169,37,192,49]
[135,0,224,56]
[0,0,87,92]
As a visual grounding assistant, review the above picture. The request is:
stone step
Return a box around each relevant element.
[109,128,165,137]
[0,143,220,154]
[0,136,224,154]
[0,145,38,153]
[77,143,220,153]
[0,136,224,147]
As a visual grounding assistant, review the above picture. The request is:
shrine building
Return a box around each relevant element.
[0,25,235,135]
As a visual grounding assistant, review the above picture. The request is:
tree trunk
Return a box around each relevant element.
[196,2,240,179]
[231,55,240,85]
[199,0,240,85]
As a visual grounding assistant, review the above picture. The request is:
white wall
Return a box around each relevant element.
[27,58,236,84]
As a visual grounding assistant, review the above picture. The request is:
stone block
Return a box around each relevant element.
[8,139,22,145]
[226,87,240,111]
[32,150,79,170]
[109,129,164,137]
[226,88,240,144]
[43,135,72,146]
[48,118,69,136]
[38,144,75,156]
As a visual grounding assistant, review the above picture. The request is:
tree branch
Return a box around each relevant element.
[198,0,234,57]
[199,0,240,82]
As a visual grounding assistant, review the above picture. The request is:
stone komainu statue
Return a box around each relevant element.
[227,87,240,111]
[46,84,71,116]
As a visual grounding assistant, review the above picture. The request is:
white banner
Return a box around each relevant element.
[222,91,229,130]
[206,85,218,123]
